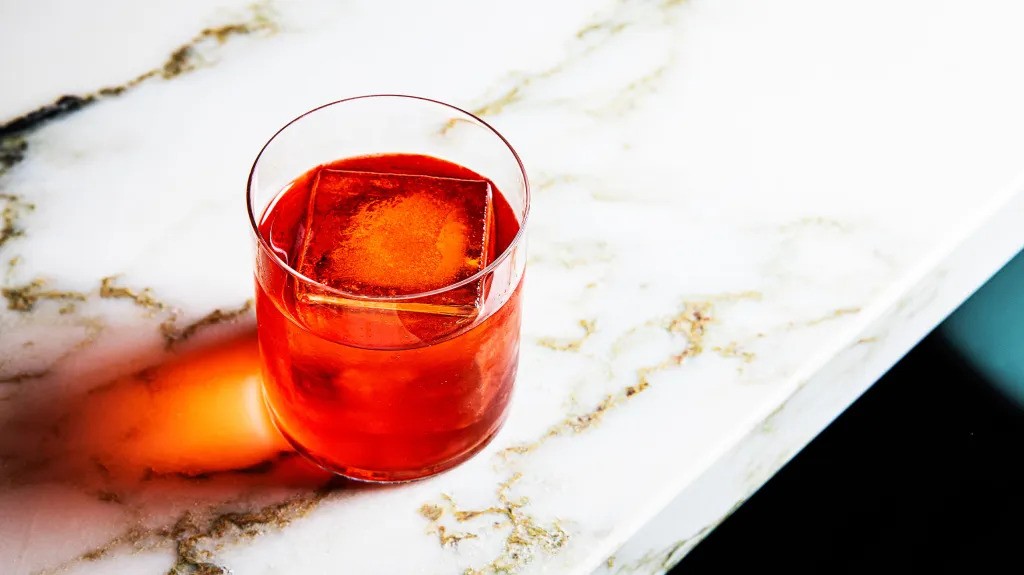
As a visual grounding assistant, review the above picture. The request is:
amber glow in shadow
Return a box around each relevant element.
[66,332,293,480]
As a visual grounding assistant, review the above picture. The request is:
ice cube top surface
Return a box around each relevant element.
[297,169,492,298]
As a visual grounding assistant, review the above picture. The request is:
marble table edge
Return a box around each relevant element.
[585,174,1024,573]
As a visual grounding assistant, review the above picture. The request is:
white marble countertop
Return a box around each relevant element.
[2,1,1024,574]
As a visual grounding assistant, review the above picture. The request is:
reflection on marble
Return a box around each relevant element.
[3,0,1024,573]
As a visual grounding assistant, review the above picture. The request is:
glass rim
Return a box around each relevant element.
[246,94,530,302]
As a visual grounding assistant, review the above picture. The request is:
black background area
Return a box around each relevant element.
[672,334,1024,574]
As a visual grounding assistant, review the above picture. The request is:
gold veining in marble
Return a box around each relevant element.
[0,2,278,326]
[5,255,19,279]
[0,2,275,140]
[420,289,764,568]
[160,300,253,348]
[748,305,872,438]
[73,526,151,565]
[1,278,87,312]
[537,318,597,352]
[801,306,861,327]
[166,490,327,575]
[505,291,763,462]
[575,19,630,41]
[4,274,252,345]
[158,5,277,82]
[435,525,479,548]
[0,317,103,393]
[424,472,568,574]
[448,0,688,131]
[0,3,273,411]
[0,193,34,250]
[606,526,711,574]
[589,64,671,118]
[100,276,168,312]
[0,368,48,385]
[419,503,444,521]
[712,341,756,363]
[618,538,688,574]
[58,487,333,575]
[420,501,484,548]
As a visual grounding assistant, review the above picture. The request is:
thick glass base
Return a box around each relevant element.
[264,389,509,483]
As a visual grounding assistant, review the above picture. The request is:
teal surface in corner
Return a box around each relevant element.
[941,249,1024,407]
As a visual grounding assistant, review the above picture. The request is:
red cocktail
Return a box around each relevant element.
[247,96,528,481]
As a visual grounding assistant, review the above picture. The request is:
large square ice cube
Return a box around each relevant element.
[296,168,493,317]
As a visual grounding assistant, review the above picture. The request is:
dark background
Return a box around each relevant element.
[673,333,1024,574]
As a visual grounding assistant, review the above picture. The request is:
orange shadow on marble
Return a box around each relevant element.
[33,332,332,489]
[72,333,287,477]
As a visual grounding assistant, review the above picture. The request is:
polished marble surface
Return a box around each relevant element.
[2,1,1024,573]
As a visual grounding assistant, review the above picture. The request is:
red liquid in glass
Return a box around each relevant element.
[255,154,522,481]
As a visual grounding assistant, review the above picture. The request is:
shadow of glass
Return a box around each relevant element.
[0,330,359,573]
[2,330,335,491]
